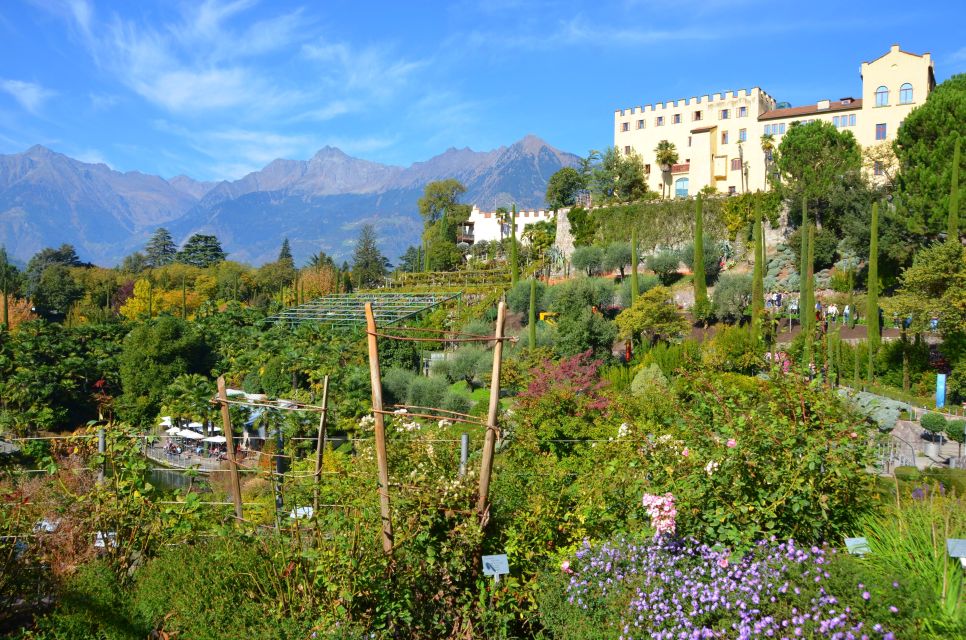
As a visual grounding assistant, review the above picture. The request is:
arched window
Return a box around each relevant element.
[875,85,889,107]
[899,83,913,104]
[674,177,689,199]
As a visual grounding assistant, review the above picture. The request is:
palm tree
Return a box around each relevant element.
[654,140,679,199]
[760,134,776,190]
[162,373,215,433]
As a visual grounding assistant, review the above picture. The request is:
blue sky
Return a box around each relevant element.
[0,0,963,182]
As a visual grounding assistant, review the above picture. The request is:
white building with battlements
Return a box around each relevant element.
[614,45,936,198]
[459,206,556,244]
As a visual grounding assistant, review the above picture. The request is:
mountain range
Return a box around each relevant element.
[0,135,579,266]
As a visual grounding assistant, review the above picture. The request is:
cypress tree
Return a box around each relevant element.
[867,201,880,385]
[693,195,707,308]
[950,136,961,241]
[799,199,809,328]
[802,223,815,367]
[528,278,537,350]
[751,208,764,335]
[1,269,8,330]
[278,238,294,266]
[630,227,640,306]
[510,205,519,286]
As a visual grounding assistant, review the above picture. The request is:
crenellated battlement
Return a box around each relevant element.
[614,87,771,118]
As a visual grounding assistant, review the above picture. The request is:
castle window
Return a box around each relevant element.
[876,123,887,140]
[849,114,856,126]
[874,161,884,176]
[738,106,748,117]
[637,119,645,129]
[875,85,889,107]
[721,131,729,144]
[739,128,747,142]
[720,109,730,120]
[621,122,629,132]
[731,158,741,171]
[693,110,703,121]
[899,83,913,104]
[624,145,631,154]
[673,113,681,124]
[656,116,665,126]
[674,177,689,198]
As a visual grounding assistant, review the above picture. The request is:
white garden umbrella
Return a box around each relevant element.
[160,416,173,426]
[165,426,181,435]
[202,435,227,443]
[177,429,204,440]
[187,421,204,431]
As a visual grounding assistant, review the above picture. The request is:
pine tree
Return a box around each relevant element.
[528,278,537,349]
[177,234,226,268]
[145,228,177,268]
[867,201,880,385]
[630,227,640,306]
[751,208,764,336]
[352,225,389,289]
[693,195,707,308]
[510,205,519,286]
[950,136,961,241]
[278,238,294,267]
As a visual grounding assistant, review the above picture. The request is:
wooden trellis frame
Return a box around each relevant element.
[268,292,460,327]
[211,377,330,523]
[364,301,509,556]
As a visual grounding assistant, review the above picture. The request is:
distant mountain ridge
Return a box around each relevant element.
[0,135,579,266]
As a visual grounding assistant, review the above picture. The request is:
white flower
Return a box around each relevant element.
[705,460,719,476]
[617,423,630,439]
[393,408,409,415]
[438,419,453,428]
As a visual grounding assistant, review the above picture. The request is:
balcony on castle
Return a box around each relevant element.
[671,163,690,174]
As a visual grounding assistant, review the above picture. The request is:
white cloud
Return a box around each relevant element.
[0,79,56,114]
[73,148,111,167]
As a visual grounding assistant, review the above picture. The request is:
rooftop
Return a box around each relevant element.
[758,98,862,121]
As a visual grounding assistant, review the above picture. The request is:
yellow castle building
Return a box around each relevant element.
[613,45,936,198]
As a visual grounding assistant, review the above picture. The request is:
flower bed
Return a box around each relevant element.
[547,535,912,640]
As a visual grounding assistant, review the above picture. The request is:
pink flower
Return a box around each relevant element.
[849,431,858,439]
[681,447,690,457]
[641,492,677,537]
[726,438,737,448]
[561,560,572,573]
[717,556,729,568]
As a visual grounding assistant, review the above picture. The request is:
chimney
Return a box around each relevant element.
[817,99,831,110]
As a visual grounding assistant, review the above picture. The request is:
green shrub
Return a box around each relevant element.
[506,278,546,317]
[700,324,761,374]
[616,273,659,307]
[711,272,751,323]
[920,412,947,434]
[31,559,146,640]
[133,539,313,639]
[406,376,449,410]
[546,277,615,317]
[630,363,669,398]
[442,390,473,415]
[646,250,681,285]
[572,245,605,276]
[945,419,966,444]
[894,466,921,481]
[678,239,724,285]
[788,225,839,270]
[382,367,417,406]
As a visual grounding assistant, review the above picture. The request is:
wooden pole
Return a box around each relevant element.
[477,301,506,523]
[364,303,394,555]
[217,376,244,522]
[313,375,330,514]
